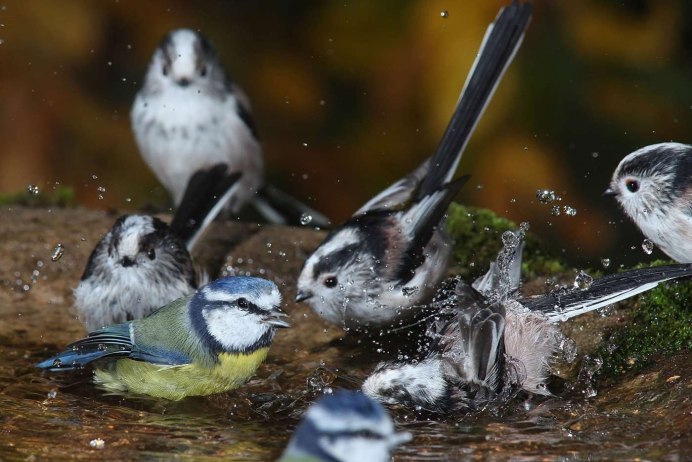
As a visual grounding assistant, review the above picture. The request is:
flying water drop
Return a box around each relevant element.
[300,213,313,226]
[50,244,65,262]
[642,238,654,255]
[574,270,593,290]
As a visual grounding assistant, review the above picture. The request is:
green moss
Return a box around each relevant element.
[0,186,75,207]
[445,203,566,279]
[596,277,692,377]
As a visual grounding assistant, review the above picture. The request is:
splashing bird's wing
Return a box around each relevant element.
[523,263,692,323]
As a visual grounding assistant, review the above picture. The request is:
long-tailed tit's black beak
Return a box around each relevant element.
[602,187,617,197]
[295,290,313,303]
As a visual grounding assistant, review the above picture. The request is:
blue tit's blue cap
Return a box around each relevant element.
[315,389,388,419]
[204,276,278,296]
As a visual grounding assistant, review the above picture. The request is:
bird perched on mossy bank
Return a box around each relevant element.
[39,276,288,400]
[279,390,411,462]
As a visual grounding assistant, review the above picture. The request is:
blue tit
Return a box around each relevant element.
[39,276,289,401]
[131,28,329,228]
[604,142,692,263]
[295,1,533,330]
[363,227,692,413]
[73,214,198,332]
[279,390,411,462]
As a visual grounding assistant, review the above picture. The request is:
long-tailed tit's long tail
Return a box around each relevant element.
[523,264,692,323]
[252,184,331,229]
[417,1,533,200]
[170,165,242,251]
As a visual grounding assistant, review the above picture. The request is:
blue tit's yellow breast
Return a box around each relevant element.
[93,348,270,400]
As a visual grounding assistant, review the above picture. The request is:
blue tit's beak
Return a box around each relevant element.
[263,307,290,328]
[603,186,617,197]
[295,290,313,303]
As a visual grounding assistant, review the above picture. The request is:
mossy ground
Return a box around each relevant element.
[445,202,565,280]
[596,272,691,378]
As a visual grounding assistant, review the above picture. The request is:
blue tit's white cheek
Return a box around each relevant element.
[202,308,266,351]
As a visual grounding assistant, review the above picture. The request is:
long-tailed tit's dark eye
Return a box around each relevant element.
[237,297,249,308]
[324,276,338,288]
[147,248,156,260]
[625,179,640,193]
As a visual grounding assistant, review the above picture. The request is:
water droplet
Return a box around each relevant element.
[265,242,272,248]
[600,258,611,269]
[642,238,654,255]
[536,189,559,204]
[300,213,313,226]
[50,244,65,262]
[47,389,57,399]
[52,358,62,367]
[302,142,308,147]
[91,174,98,180]
[89,438,105,450]
[563,206,577,216]
[27,184,39,195]
[440,9,449,18]
[574,270,593,290]
[550,205,561,216]
[501,230,519,247]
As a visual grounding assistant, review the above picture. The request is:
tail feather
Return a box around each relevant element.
[523,264,692,323]
[36,324,133,372]
[417,1,533,200]
[254,183,331,228]
[170,165,243,251]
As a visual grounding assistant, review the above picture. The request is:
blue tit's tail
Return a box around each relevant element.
[522,263,692,323]
[170,165,243,251]
[416,1,533,200]
[36,324,133,372]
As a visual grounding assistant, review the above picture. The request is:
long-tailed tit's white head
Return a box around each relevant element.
[605,142,692,263]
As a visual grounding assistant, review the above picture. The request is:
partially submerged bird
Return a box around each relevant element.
[295,1,534,330]
[40,276,289,400]
[362,227,692,413]
[605,142,692,263]
[278,390,411,462]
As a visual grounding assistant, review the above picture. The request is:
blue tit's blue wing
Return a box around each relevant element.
[128,345,192,365]
[36,323,134,371]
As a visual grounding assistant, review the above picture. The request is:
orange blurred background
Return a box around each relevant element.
[1,0,690,267]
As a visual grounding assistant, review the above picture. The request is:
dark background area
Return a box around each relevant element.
[1,0,690,268]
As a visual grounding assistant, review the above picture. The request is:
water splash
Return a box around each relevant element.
[574,270,593,290]
[536,189,560,204]
[50,244,65,262]
[642,239,654,255]
[300,213,313,226]
[27,184,39,195]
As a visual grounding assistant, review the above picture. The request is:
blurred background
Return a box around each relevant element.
[0,0,690,268]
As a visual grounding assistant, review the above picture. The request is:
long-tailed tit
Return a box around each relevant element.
[362,227,692,414]
[131,28,329,228]
[295,1,533,329]
[74,214,197,331]
[604,142,692,263]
